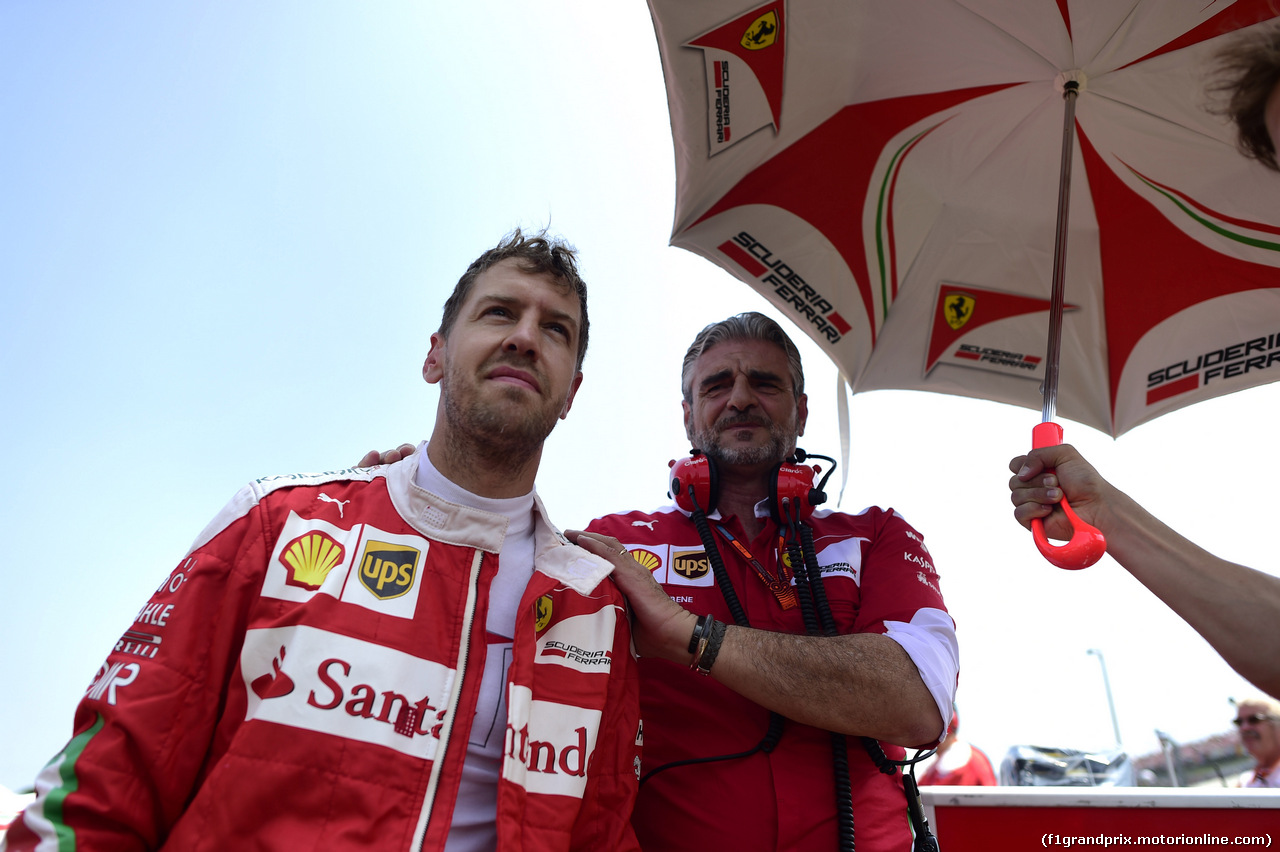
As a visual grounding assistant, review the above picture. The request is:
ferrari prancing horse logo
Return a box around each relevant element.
[535,595,553,633]
[944,292,976,331]
[741,11,778,50]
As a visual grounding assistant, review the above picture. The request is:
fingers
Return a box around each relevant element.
[564,530,629,560]
[1008,470,1058,496]
[1009,453,1035,477]
[1011,497,1055,530]
[1008,473,1061,505]
[567,530,696,661]
[357,444,418,467]
[1008,462,1063,532]
[1010,443,1086,480]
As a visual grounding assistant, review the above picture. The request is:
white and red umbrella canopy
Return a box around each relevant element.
[651,0,1280,437]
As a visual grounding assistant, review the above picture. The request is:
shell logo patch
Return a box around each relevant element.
[535,595,553,633]
[629,549,662,573]
[741,11,778,50]
[280,532,344,590]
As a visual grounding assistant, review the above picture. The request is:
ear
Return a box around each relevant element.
[423,332,445,385]
[558,371,584,420]
[682,399,694,442]
[796,392,809,437]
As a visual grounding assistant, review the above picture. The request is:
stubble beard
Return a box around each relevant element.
[690,413,797,468]
[440,361,560,471]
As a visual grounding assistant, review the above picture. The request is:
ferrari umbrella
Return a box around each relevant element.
[648,0,1280,443]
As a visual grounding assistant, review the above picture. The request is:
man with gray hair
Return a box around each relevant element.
[570,311,958,852]
[1234,696,1280,787]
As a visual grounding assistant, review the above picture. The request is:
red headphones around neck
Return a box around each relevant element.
[669,450,826,522]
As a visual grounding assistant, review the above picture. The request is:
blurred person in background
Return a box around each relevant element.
[918,709,996,786]
[1234,697,1280,788]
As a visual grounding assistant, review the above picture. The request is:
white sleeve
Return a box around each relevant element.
[884,608,958,743]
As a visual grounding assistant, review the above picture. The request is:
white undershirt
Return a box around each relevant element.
[415,454,535,852]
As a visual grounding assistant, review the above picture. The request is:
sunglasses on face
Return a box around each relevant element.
[1233,713,1277,726]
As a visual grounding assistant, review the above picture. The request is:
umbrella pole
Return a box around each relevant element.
[1030,78,1105,571]
[1042,79,1079,423]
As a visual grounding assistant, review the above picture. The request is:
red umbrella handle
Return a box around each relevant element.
[1029,422,1107,570]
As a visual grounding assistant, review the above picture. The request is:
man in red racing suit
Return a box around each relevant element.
[3,231,642,851]
[4,457,640,851]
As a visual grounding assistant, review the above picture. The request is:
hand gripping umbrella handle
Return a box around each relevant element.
[1029,422,1106,570]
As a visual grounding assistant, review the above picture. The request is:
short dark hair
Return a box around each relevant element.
[439,229,589,371]
[1211,22,1280,171]
[681,312,805,402]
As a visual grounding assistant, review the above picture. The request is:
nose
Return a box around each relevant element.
[726,374,758,411]
[503,315,541,359]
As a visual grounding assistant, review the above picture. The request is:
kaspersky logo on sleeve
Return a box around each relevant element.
[241,625,454,759]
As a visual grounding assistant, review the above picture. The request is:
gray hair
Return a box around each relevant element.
[680,312,804,401]
[1237,695,1280,718]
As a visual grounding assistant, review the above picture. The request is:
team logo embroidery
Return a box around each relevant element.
[535,595,553,633]
[280,532,344,590]
[358,540,421,600]
[944,292,975,331]
[740,11,778,50]
[671,549,710,580]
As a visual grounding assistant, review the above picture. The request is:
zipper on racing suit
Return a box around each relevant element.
[410,547,486,851]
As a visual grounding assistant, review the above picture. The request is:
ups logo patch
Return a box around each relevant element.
[358,541,421,600]
[671,549,709,580]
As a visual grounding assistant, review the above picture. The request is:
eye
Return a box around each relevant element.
[546,322,570,339]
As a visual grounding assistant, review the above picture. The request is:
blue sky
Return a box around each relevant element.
[2,1,1275,791]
